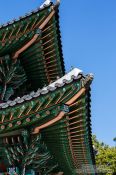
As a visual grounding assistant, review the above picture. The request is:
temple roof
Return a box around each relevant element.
[0,68,83,109]
[0,1,96,174]
[0,0,65,91]
[0,68,95,174]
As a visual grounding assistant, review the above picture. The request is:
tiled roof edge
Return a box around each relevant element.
[0,68,88,109]
[0,2,52,29]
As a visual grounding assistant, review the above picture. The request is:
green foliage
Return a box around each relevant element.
[113,137,116,145]
[0,55,27,101]
[92,135,116,175]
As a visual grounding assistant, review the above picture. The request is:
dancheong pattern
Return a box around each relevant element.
[0,0,96,174]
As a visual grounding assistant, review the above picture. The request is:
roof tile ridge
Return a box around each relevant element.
[0,68,83,109]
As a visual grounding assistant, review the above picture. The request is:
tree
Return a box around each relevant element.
[92,135,116,175]
[113,137,116,147]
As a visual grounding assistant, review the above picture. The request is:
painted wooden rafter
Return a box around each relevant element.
[9,112,14,120]
[42,23,53,33]
[17,108,25,118]
[33,111,65,134]
[0,14,46,44]
[66,88,86,105]
[45,56,56,63]
[42,37,54,46]
[23,21,31,34]
[2,31,8,43]
[33,87,86,134]
[68,107,85,115]
[60,85,76,103]
[43,43,55,51]
[15,25,22,39]
[68,132,81,168]
[69,99,83,107]
[12,10,55,60]
[64,93,89,170]
[8,27,16,41]
[30,18,39,30]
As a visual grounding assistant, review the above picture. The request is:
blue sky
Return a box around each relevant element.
[0,0,115,146]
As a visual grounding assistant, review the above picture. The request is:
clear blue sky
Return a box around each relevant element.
[0,0,115,146]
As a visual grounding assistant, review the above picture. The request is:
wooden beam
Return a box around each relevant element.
[39,11,55,30]
[42,23,53,33]
[66,88,86,105]
[68,115,83,121]
[12,34,39,59]
[42,37,54,46]
[33,111,65,134]
[68,107,84,115]
[69,99,82,107]
[12,10,55,60]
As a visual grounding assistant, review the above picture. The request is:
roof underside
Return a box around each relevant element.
[0,69,95,174]
[0,1,95,174]
[0,3,65,91]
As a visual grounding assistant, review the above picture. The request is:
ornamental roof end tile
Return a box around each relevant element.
[40,0,51,9]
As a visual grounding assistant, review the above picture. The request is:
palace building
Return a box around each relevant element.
[0,0,95,174]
